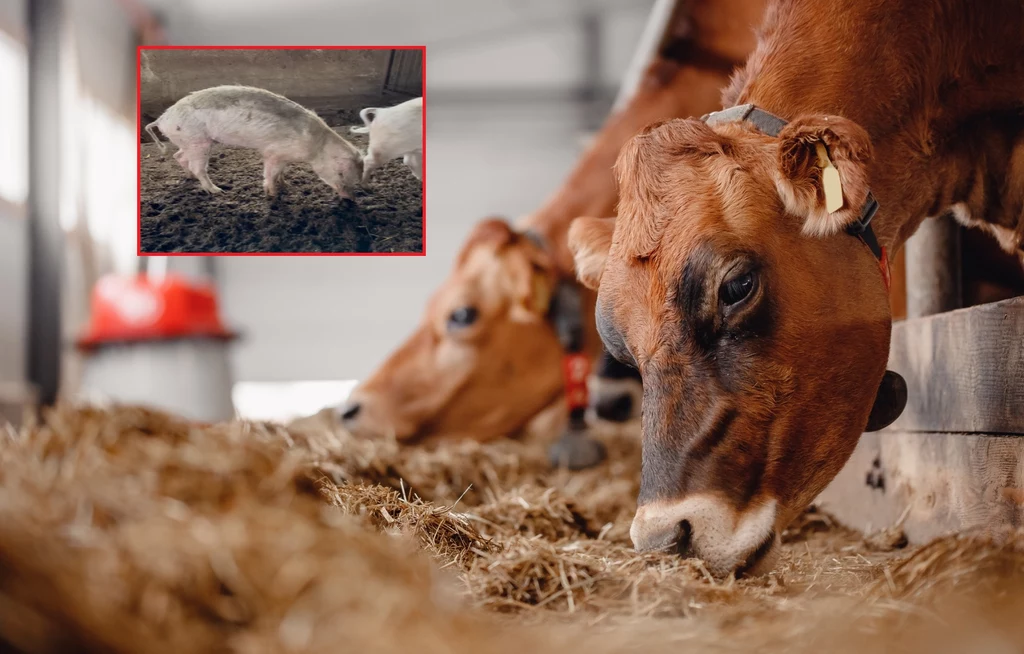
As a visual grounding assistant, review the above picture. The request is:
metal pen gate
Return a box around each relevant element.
[381,49,423,97]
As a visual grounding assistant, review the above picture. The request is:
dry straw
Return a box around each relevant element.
[0,405,1023,654]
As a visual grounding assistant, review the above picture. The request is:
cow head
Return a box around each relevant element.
[340,218,590,443]
[570,115,907,577]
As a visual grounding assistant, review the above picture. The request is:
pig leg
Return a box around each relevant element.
[361,149,380,184]
[184,141,222,194]
[263,157,286,197]
[173,150,192,176]
[403,152,423,181]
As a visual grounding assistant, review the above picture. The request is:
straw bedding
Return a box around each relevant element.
[1,405,1024,654]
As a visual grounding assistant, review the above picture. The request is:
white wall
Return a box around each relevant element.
[145,0,653,94]
[147,0,654,383]
[0,0,26,39]
[219,103,584,381]
[67,0,137,119]
[147,0,650,56]
[0,209,27,385]
[429,26,583,91]
[0,0,27,387]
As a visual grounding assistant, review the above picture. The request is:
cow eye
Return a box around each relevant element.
[448,306,479,329]
[720,271,755,306]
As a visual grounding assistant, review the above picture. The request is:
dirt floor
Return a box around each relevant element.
[2,405,1024,654]
[139,108,423,254]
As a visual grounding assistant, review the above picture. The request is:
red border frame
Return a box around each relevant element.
[136,45,426,257]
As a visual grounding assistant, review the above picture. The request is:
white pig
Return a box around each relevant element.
[144,85,363,199]
[350,96,422,183]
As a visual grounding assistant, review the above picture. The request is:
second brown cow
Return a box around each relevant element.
[340,0,765,466]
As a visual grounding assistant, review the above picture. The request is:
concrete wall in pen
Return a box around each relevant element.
[140,48,394,118]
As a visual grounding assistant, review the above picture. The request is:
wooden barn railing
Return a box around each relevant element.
[820,217,1024,540]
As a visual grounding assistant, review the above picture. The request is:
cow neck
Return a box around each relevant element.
[521,228,591,425]
[702,104,891,292]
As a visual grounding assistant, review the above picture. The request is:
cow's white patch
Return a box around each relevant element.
[630,495,779,578]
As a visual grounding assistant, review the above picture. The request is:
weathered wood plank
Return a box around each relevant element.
[887,296,1024,434]
[904,213,963,318]
[817,431,1024,543]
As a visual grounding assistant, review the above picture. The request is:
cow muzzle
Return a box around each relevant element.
[630,495,779,578]
[337,390,404,439]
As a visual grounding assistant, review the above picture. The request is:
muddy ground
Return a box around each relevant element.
[139,108,422,254]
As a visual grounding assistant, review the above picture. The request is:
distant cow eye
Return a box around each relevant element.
[720,271,755,306]
[448,306,479,329]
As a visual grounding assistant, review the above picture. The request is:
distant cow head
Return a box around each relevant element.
[340,218,610,444]
[570,115,906,577]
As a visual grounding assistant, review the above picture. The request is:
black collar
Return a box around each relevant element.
[702,104,885,262]
[520,228,587,353]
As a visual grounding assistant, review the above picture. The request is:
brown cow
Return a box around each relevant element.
[340,0,765,465]
[570,0,1024,576]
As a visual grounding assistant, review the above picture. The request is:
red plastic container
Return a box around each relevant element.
[76,274,236,350]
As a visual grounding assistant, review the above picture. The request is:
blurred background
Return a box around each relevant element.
[0,0,659,424]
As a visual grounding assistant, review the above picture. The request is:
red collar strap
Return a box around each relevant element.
[880,247,891,291]
[562,353,591,411]
[521,228,593,411]
[703,104,890,293]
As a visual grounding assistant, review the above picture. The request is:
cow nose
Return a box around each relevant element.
[629,498,779,577]
[339,401,362,422]
[631,512,694,556]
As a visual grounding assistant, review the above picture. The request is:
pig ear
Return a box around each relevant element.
[775,115,873,237]
[569,216,616,290]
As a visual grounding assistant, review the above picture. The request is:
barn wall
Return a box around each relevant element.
[140,48,393,117]
[0,1,28,391]
[67,0,138,120]
[0,208,27,386]
[428,26,583,91]
[156,2,654,385]
[219,103,583,382]
[0,0,25,39]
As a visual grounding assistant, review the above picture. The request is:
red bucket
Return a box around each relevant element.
[76,274,236,350]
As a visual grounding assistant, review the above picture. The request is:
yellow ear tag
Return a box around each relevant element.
[815,142,844,214]
[531,273,551,315]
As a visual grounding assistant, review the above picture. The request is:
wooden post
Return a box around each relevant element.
[904,212,963,317]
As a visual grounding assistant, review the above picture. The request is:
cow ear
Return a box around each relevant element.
[775,115,873,238]
[505,236,557,323]
[569,216,616,290]
[509,268,555,323]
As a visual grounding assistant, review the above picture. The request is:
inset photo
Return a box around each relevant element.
[138,46,424,255]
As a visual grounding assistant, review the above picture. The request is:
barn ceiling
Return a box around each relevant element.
[137,0,653,50]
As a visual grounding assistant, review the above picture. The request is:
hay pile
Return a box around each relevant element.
[1,405,1024,654]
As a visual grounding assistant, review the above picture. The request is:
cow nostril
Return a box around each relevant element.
[340,402,362,421]
[675,520,694,557]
